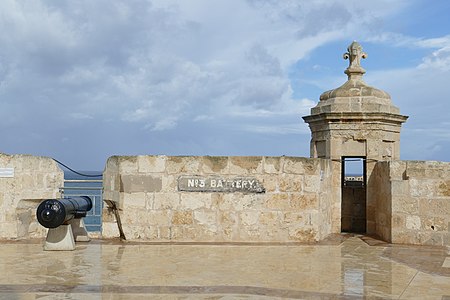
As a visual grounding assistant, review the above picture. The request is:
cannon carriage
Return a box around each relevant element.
[36,196,93,251]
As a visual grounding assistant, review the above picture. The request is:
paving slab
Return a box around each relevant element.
[0,235,449,299]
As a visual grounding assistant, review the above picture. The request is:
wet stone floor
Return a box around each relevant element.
[0,235,449,299]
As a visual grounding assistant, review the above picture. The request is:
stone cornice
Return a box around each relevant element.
[303,112,408,126]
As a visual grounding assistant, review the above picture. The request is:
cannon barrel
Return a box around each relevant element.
[36,196,93,229]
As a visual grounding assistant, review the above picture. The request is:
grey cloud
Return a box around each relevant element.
[295,2,352,37]
[246,44,282,76]
[233,77,289,109]
[0,0,421,169]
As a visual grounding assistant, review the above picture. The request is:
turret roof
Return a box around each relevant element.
[320,41,391,101]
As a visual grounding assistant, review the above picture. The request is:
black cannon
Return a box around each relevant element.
[36,196,93,229]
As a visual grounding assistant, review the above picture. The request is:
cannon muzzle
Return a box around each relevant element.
[36,196,93,229]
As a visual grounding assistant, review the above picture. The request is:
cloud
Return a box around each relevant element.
[146,117,178,131]
[242,123,309,135]
[364,49,450,162]
[69,113,94,120]
[0,0,404,125]
[0,0,437,168]
[419,46,450,71]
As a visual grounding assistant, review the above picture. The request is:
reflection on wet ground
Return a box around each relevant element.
[0,234,449,299]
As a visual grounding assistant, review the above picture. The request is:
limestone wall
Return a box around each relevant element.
[382,160,450,246]
[348,160,450,246]
[3,151,448,246]
[102,155,335,242]
[369,161,392,241]
[0,153,64,239]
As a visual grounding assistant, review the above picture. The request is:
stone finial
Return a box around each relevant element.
[343,41,367,79]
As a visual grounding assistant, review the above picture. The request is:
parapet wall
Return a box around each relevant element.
[372,160,450,246]
[387,160,450,246]
[0,153,64,239]
[1,152,448,246]
[102,155,336,242]
[370,161,392,241]
[101,156,447,246]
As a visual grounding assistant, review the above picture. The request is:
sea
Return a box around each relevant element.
[63,170,103,232]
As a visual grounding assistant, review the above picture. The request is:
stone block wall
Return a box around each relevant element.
[102,155,335,242]
[393,160,450,246]
[2,151,448,246]
[381,160,450,246]
[370,161,392,241]
[0,153,64,239]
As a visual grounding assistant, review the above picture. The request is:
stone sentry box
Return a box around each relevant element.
[102,155,334,242]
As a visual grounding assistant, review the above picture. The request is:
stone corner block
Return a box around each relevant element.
[229,157,263,174]
[166,156,201,174]
[137,155,167,173]
[120,175,162,193]
[201,156,229,174]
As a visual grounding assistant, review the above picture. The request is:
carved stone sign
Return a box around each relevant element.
[178,176,265,193]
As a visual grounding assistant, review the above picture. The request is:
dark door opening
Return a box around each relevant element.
[341,157,366,233]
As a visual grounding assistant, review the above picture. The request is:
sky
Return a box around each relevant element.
[0,0,449,171]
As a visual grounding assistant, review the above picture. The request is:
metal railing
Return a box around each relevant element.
[60,179,103,232]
